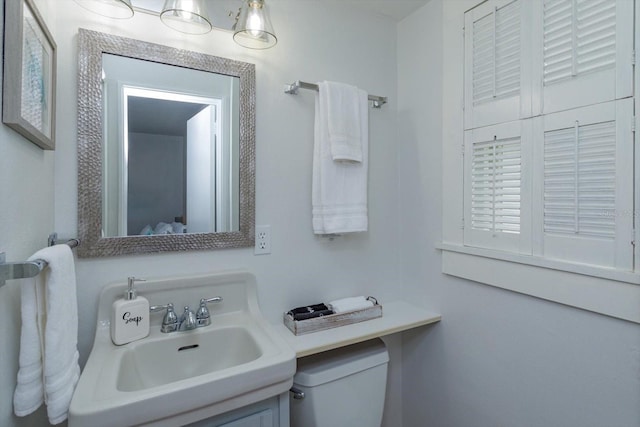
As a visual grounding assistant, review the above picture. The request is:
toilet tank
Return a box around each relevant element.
[290,339,389,427]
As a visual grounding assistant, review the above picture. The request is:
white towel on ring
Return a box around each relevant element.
[14,245,80,425]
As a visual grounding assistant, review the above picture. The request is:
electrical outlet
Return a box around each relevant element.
[255,225,271,255]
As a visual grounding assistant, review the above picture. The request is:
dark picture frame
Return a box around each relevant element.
[3,0,57,150]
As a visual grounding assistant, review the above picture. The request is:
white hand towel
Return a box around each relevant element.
[13,272,45,417]
[328,296,374,314]
[319,81,363,163]
[313,84,369,234]
[14,245,80,425]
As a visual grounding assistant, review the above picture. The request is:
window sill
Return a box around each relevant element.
[438,243,640,324]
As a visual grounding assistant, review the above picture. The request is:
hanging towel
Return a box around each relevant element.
[319,81,363,162]
[14,245,80,425]
[312,83,369,234]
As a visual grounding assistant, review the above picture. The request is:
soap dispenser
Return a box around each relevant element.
[111,277,150,345]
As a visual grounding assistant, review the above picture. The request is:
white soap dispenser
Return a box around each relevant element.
[111,277,150,345]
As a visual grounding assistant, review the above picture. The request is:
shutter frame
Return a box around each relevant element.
[464,0,532,130]
[534,0,633,115]
[534,99,633,269]
[464,120,532,253]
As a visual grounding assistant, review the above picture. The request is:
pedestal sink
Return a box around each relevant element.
[69,271,296,427]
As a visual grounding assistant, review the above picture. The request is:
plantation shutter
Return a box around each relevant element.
[535,99,633,269]
[464,121,532,253]
[536,0,633,115]
[464,0,532,130]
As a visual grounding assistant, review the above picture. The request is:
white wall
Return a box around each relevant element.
[0,1,58,425]
[398,1,640,426]
[50,1,404,426]
[54,0,401,353]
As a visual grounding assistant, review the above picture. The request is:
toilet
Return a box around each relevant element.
[290,338,389,427]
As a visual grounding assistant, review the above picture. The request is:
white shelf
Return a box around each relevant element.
[275,300,441,358]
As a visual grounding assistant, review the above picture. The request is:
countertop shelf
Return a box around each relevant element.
[275,300,441,358]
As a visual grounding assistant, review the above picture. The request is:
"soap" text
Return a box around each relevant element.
[123,311,143,326]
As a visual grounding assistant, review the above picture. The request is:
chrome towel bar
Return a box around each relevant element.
[0,234,79,288]
[284,80,388,108]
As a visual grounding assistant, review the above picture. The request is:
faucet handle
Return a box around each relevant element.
[150,303,178,333]
[196,297,223,327]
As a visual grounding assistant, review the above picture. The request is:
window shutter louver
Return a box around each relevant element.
[575,0,616,76]
[536,100,633,269]
[472,13,494,106]
[465,121,532,253]
[543,0,616,85]
[494,0,521,100]
[544,122,616,238]
[538,0,632,114]
[465,0,531,129]
[542,0,575,86]
[471,137,521,234]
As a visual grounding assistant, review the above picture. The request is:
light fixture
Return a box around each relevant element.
[74,0,134,19]
[74,0,278,50]
[233,0,277,49]
[160,0,212,35]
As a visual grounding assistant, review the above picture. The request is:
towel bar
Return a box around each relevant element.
[284,80,388,108]
[0,234,79,288]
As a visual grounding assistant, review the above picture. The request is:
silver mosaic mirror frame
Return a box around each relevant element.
[77,29,255,257]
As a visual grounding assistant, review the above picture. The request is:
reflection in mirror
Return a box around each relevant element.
[101,54,240,237]
[77,29,255,257]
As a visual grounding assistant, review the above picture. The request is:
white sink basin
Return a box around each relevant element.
[69,271,296,427]
[117,325,262,392]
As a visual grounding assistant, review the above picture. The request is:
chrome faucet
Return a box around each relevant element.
[149,303,178,333]
[179,306,197,331]
[150,297,223,333]
[196,297,223,327]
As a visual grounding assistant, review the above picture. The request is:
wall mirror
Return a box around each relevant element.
[77,29,255,257]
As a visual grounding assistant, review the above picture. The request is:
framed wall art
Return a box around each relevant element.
[3,0,56,150]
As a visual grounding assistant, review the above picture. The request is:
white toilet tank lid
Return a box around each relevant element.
[294,339,389,387]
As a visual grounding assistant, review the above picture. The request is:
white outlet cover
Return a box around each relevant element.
[255,225,271,255]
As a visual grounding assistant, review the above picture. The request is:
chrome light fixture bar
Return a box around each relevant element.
[233,0,277,49]
[74,0,278,49]
[74,0,134,19]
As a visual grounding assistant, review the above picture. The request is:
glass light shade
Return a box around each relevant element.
[160,0,213,35]
[233,0,277,49]
[74,0,134,19]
